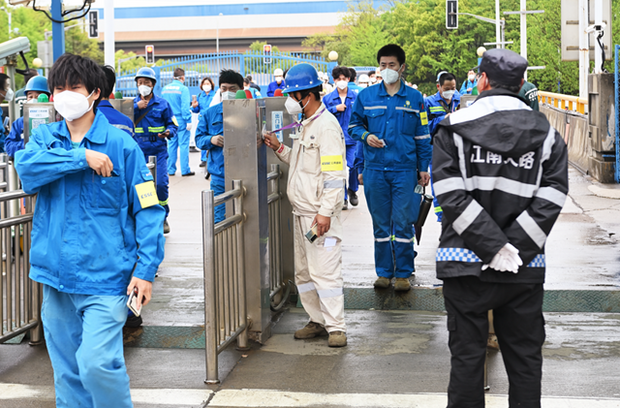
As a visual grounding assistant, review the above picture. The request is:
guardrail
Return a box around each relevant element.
[146,155,157,185]
[202,180,249,384]
[0,157,41,345]
[266,164,290,312]
[538,91,588,115]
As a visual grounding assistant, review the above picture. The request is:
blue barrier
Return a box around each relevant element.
[117,51,337,99]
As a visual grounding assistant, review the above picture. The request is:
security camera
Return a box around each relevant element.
[585,23,606,34]
[0,37,31,66]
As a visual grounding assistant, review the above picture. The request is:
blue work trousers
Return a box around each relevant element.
[141,144,169,218]
[168,121,191,175]
[344,143,359,201]
[42,285,132,408]
[210,177,226,223]
[201,149,207,162]
[363,168,417,278]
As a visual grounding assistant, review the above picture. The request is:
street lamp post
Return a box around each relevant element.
[0,7,12,39]
[216,13,223,73]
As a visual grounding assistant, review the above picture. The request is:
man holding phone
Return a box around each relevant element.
[264,63,348,348]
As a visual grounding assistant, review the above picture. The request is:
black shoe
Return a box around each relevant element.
[182,171,195,177]
[349,190,359,206]
[205,172,211,180]
[199,161,206,167]
[342,199,348,211]
[190,146,200,153]
[163,219,170,234]
[124,313,143,328]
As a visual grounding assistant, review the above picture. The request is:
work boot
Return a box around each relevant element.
[182,171,195,177]
[190,146,200,153]
[163,219,171,234]
[374,276,391,289]
[342,199,348,211]
[328,331,347,347]
[294,322,328,339]
[348,190,359,206]
[199,161,206,168]
[124,313,143,328]
[394,278,411,291]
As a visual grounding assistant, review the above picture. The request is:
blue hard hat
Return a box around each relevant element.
[25,76,50,95]
[283,63,321,94]
[135,67,157,84]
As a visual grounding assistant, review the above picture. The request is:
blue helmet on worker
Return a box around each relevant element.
[25,76,50,96]
[135,67,157,84]
[283,63,321,94]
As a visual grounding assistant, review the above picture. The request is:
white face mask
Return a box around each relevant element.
[202,84,212,93]
[370,77,377,83]
[54,90,95,122]
[138,85,152,97]
[468,74,476,82]
[3,87,14,102]
[284,96,309,116]
[336,80,348,90]
[275,76,283,84]
[380,66,402,85]
[221,91,236,101]
[442,90,456,100]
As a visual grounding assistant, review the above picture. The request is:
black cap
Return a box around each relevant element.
[479,49,528,86]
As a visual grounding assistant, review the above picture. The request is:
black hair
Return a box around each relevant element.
[331,66,350,80]
[0,73,8,90]
[174,68,185,77]
[438,72,456,86]
[219,69,244,89]
[347,67,357,82]
[246,75,253,81]
[296,84,322,103]
[368,71,376,77]
[201,76,214,89]
[100,65,116,99]
[243,77,250,85]
[377,44,406,65]
[488,78,521,93]
[23,69,39,85]
[48,53,104,110]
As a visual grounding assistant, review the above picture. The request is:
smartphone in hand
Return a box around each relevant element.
[305,223,318,243]
[127,288,142,316]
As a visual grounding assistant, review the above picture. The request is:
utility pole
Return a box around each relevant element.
[104,0,115,71]
[495,0,501,48]
[578,0,589,99]
[504,1,544,81]
[51,0,65,61]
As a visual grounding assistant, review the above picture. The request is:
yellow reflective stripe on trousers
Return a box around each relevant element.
[148,126,165,133]
[135,127,145,133]
[434,206,443,213]
[159,199,169,206]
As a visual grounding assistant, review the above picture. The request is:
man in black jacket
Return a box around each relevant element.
[432,48,569,408]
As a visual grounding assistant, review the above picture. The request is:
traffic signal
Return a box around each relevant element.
[145,45,155,64]
[446,0,458,29]
[263,44,272,64]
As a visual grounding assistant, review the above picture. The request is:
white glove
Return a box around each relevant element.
[186,123,193,131]
[481,243,523,273]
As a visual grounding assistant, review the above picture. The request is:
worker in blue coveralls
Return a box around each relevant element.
[98,65,134,137]
[425,71,460,222]
[349,44,432,292]
[191,76,216,168]
[459,69,478,95]
[323,65,359,210]
[195,69,244,223]
[14,53,165,408]
[5,76,51,158]
[134,67,178,234]
[347,67,363,94]
[162,68,194,177]
[267,68,286,97]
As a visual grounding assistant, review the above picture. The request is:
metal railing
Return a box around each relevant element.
[202,180,248,384]
[0,154,41,345]
[538,91,588,115]
[267,164,290,311]
[146,155,157,185]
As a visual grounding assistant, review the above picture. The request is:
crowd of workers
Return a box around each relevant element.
[0,40,563,408]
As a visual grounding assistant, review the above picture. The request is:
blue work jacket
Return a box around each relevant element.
[460,79,477,95]
[195,102,224,182]
[14,111,166,296]
[349,80,432,172]
[424,91,461,136]
[348,82,363,94]
[5,116,24,157]
[98,100,134,137]
[267,80,286,97]
[190,91,215,114]
[323,87,357,145]
[246,87,262,99]
[133,94,178,150]
[161,80,191,124]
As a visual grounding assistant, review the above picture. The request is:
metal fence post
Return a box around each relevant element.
[147,156,157,186]
[202,189,219,384]
[233,180,249,351]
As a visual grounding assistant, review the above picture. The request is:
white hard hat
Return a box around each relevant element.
[412,84,418,89]
[274,68,283,76]
[358,74,370,83]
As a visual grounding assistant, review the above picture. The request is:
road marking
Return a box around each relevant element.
[208,389,620,408]
[0,384,213,405]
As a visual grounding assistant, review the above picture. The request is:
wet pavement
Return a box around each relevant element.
[1,151,620,407]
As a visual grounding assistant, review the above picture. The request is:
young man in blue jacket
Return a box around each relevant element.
[195,69,244,223]
[98,65,134,137]
[349,44,432,291]
[14,53,165,408]
[162,68,193,176]
[323,65,359,209]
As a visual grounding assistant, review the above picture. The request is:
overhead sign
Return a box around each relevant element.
[88,10,99,39]
[561,0,612,61]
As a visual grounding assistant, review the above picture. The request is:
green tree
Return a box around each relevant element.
[115,50,146,73]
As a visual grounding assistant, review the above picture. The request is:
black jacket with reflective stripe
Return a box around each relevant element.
[432,88,569,283]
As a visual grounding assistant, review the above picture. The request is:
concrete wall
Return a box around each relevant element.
[541,105,591,175]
